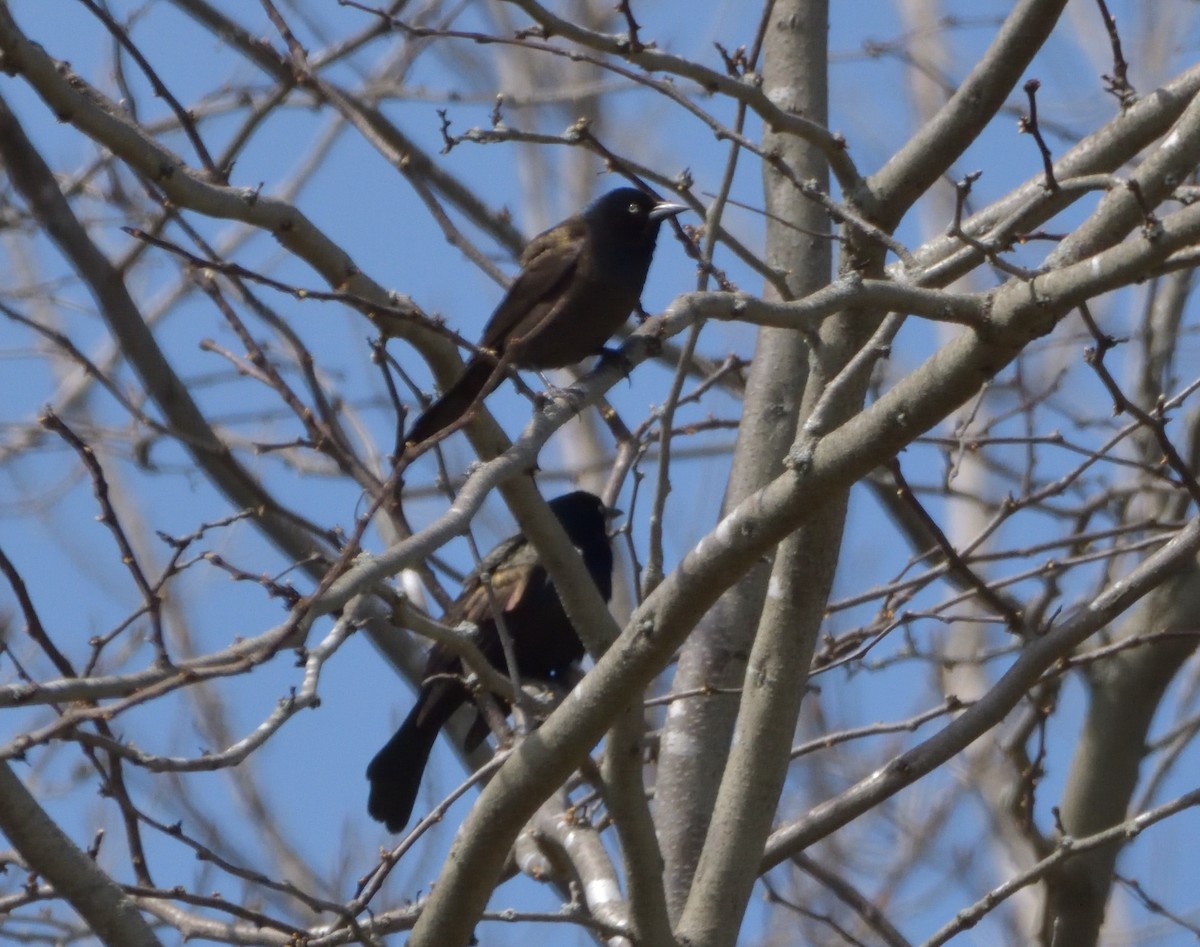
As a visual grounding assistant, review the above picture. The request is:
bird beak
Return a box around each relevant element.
[606,507,624,521]
[649,201,687,221]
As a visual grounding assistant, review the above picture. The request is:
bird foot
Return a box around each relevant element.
[536,384,586,411]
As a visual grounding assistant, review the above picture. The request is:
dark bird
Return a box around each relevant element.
[367,490,616,832]
[406,187,685,446]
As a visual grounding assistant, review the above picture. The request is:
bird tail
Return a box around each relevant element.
[406,358,496,446]
[366,689,459,832]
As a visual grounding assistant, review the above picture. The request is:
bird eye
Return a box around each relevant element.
[628,201,641,215]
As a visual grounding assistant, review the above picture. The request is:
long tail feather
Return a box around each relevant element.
[406,358,495,446]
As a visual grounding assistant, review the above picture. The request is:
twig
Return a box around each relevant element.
[1018,80,1058,192]
[40,409,169,665]
[615,0,643,53]
[76,0,219,177]
[887,458,1026,635]
[921,787,1200,946]
[1076,301,1200,507]
[1094,0,1136,108]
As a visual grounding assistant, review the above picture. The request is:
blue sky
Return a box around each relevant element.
[3,2,1200,944]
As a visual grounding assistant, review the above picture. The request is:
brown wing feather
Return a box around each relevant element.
[479,220,587,352]
[413,544,543,726]
[452,560,546,627]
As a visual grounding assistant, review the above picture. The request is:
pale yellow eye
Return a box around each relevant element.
[628,202,640,214]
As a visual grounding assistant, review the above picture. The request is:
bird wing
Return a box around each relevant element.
[478,218,588,352]
[413,538,545,723]
[451,538,547,627]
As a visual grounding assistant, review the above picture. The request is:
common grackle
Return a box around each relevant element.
[405,188,684,446]
[366,491,616,832]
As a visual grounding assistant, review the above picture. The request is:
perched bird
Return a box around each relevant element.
[406,187,685,446]
[367,490,616,832]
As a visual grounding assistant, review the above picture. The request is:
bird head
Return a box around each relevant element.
[583,187,686,246]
